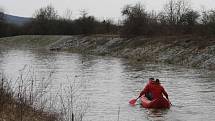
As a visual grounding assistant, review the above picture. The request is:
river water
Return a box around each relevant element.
[0,48,215,121]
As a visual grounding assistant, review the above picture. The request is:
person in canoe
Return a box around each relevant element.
[136,78,171,108]
[129,78,171,108]
[138,78,169,101]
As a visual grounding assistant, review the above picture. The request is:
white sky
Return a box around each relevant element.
[0,0,214,20]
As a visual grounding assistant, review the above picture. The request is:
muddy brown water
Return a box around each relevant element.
[0,49,215,121]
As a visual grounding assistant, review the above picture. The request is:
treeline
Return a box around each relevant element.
[24,6,118,35]
[121,0,215,37]
[1,0,215,38]
[0,6,119,37]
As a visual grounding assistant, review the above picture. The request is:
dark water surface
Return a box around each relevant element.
[0,49,215,121]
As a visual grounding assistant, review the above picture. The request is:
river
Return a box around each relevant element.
[0,48,215,121]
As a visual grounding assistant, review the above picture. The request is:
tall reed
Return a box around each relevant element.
[0,68,88,121]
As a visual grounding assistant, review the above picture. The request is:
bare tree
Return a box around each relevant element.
[157,12,168,24]
[201,9,209,24]
[31,5,59,34]
[121,3,150,37]
[163,0,190,25]
[164,0,175,24]
[34,5,58,20]
[180,10,199,25]
[63,9,73,20]
[208,10,215,23]
[80,9,88,18]
[122,3,147,19]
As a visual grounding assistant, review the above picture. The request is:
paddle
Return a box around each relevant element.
[129,97,139,106]
[169,100,173,106]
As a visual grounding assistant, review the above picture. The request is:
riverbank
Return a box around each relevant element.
[1,35,215,69]
[0,76,58,121]
[49,35,215,70]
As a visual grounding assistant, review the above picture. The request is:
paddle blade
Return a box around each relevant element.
[129,99,137,106]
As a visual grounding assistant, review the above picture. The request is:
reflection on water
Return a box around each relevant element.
[1,48,215,121]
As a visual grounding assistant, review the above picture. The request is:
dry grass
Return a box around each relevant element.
[0,67,89,121]
[0,71,59,121]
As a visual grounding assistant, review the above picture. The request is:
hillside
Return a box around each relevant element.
[4,14,32,26]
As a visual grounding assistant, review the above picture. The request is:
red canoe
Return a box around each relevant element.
[141,96,171,109]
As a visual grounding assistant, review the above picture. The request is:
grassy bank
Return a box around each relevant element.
[47,35,215,70]
[0,69,88,121]
[1,35,215,70]
[0,75,58,121]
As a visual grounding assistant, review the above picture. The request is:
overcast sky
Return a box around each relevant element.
[0,0,214,20]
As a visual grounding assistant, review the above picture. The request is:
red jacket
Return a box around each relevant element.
[139,81,169,100]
